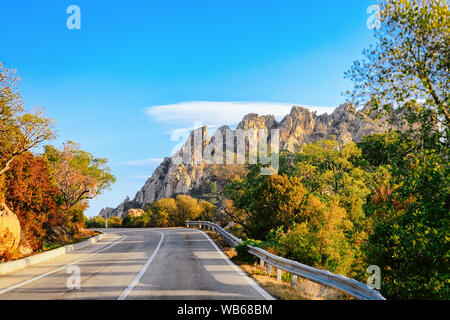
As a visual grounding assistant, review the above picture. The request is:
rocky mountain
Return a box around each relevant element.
[99,103,395,218]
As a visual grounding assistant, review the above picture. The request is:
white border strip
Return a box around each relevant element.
[0,233,107,276]
[197,229,275,300]
[117,231,164,300]
[0,234,127,296]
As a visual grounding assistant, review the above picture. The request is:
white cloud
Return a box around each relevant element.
[122,158,164,167]
[145,101,336,126]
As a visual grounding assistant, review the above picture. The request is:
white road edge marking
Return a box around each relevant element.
[197,229,275,300]
[0,234,127,296]
[117,231,164,300]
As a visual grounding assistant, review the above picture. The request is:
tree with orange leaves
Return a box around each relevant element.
[43,141,116,220]
[2,152,61,251]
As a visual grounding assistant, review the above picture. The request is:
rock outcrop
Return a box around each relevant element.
[100,104,397,218]
[125,208,144,218]
[0,202,21,257]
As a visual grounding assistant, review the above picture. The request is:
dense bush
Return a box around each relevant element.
[88,195,218,229]
[361,138,449,299]
[224,131,449,298]
[107,216,122,228]
[85,215,106,228]
[2,152,62,251]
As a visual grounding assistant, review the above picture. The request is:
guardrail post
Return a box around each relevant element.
[276,268,282,282]
[259,258,264,269]
[291,275,298,288]
[267,264,272,275]
[317,286,328,298]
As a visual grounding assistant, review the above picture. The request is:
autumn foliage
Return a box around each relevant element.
[0,64,115,260]
[2,152,61,251]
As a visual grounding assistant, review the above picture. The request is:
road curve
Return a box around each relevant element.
[0,228,273,300]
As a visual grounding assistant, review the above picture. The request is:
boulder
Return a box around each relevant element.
[0,202,21,257]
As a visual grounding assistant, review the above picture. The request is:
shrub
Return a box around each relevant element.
[86,215,106,228]
[2,152,61,251]
[172,195,202,226]
[235,239,264,263]
[107,216,122,228]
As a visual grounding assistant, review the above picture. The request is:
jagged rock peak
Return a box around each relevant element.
[99,103,397,218]
[237,113,277,130]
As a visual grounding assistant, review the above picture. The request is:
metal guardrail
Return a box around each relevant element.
[187,220,242,246]
[186,220,385,301]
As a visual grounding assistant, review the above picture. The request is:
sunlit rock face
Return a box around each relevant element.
[0,202,21,257]
[100,104,396,218]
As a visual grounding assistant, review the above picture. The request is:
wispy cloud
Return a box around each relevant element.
[122,158,164,167]
[145,101,335,126]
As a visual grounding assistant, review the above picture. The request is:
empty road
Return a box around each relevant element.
[0,228,273,300]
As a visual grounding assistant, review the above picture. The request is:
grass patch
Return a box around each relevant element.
[42,232,100,251]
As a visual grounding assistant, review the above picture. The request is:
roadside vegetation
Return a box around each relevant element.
[0,64,115,262]
[86,194,217,228]
[220,0,449,300]
[205,230,352,300]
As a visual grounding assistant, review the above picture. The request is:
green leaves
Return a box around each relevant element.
[345,0,449,144]
[344,3,449,297]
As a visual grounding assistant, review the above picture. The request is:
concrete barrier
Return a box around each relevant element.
[0,233,107,276]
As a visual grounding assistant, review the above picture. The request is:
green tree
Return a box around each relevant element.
[363,139,449,299]
[345,0,449,147]
[345,0,449,299]
[280,140,372,227]
[278,198,357,275]
[173,195,202,226]
[356,131,413,169]
[248,174,309,239]
[86,215,106,228]
[225,163,314,239]
[152,198,177,226]
[147,205,169,227]
[107,216,122,228]
[198,200,217,221]
[224,163,267,236]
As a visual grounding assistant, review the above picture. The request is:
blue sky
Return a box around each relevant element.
[0,0,377,217]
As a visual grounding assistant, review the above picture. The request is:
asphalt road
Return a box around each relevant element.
[0,228,273,300]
